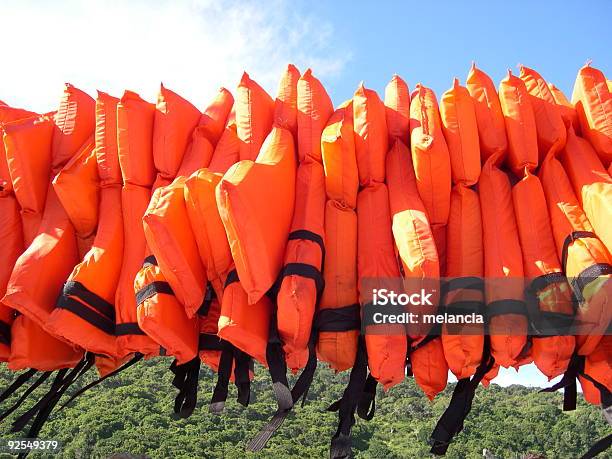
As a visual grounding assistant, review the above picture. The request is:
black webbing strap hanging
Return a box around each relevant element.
[0,371,51,422]
[60,352,144,410]
[170,356,201,418]
[209,341,235,414]
[197,282,216,317]
[429,336,496,455]
[233,348,252,407]
[540,353,583,411]
[570,263,612,304]
[327,336,369,459]
[580,434,612,459]
[0,368,38,404]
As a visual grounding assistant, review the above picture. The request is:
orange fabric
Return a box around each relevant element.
[519,66,567,158]
[410,84,451,273]
[273,64,300,136]
[2,115,54,242]
[479,154,527,368]
[321,102,359,209]
[579,336,611,406]
[236,72,275,161]
[135,262,198,364]
[199,297,222,371]
[411,338,448,401]
[115,90,158,357]
[117,91,156,187]
[572,63,612,163]
[561,128,612,253]
[466,63,507,161]
[46,92,121,357]
[358,183,406,389]
[297,69,334,162]
[51,84,96,170]
[317,201,359,372]
[384,74,410,144]
[540,153,612,356]
[153,85,201,180]
[218,279,271,365]
[217,127,297,304]
[353,83,388,186]
[440,78,481,186]
[0,104,37,193]
[198,88,234,146]
[499,70,539,173]
[443,184,484,379]
[512,171,574,379]
[52,137,99,241]
[548,83,580,133]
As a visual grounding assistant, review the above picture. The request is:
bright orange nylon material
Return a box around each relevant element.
[384,74,410,144]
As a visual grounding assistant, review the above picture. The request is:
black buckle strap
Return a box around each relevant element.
[280,263,325,299]
[442,277,484,296]
[56,296,115,335]
[430,336,495,455]
[170,356,201,418]
[135,281,174,306]
[315,304,361,332]
[561,231,597,272]
[63,281,115,321]
[580,433,612,459]
[288,230,326,268]
[486,299,528,320]
[209,340,253,414]
[524,272,576,336]
[115,322,146,336]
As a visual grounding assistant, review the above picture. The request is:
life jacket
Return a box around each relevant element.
[466,62,508,162]
[114,90,159,358]
[547,82,581,134]
[438,77,484,381]
[317,101,360,373]
[277,68,332,371]
[386,139,446,399]
[384,74,410,145]
[46,91,121,357]
[571,63,612,165]
[409,83,451,273]
[561,127,612,254]
[539,152,612,356]
[3,84,94,332]
[136,88,232,363]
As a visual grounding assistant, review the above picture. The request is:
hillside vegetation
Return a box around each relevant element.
[0,358,608,458]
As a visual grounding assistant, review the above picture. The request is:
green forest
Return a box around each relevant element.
[0,358,608,458]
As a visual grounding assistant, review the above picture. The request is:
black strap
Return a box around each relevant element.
[199,333,224,351]
[430,336,496,455]
[540,353,584,411]
[356,374,377,421]
[170,356,201,418]
[443,277,485,296]
[279,263,325,300]
[197,282,216,317]
[224,269,239,288]
[143,255,157,267]
[63,281,115,320]
[115,322,146,336]
[327,336,369,459]
[60,353,144,410]
[233,348,252,407]
[581,434,612,459]
[0,319,12,345]
[571,263,612,304]
[56,296,115,335]
[0,368,38,404]
[486,299,528,320]
[445,300,484,316]
[524,272,575,336]
[135,281,174,306]
[561,231,597,272]
[288,229,325,268]
[315,304,361,332]
[0,372,52,423]
[209,342,235,414]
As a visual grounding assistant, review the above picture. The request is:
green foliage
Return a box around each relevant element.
[0,359,608,458]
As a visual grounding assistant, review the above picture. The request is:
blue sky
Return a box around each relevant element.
[2,0,610,387]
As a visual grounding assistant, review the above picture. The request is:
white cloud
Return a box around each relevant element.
[0,0,351,113]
